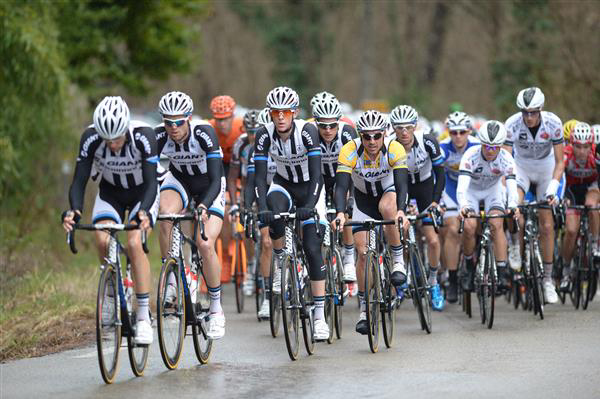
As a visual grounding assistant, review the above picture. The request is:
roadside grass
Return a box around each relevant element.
[1,228,164,362]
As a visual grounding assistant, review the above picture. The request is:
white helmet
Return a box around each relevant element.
[266,86,299,110]
[257,107,271,126]
[591,124,600,145]
[516,87,545,110]
[390,105,418,125]
[159,91,193,116]
[93,96,130,140]
[477,120,507,145]
[445,111,472,131]
[356,110,387,132]
[571,122,593,145]
[310,91,336,108]
[312,94,342,119]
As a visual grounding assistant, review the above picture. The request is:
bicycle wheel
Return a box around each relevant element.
[269,257,281,338]
[413,248,432,333]
[582,240,592,310]
[324,249,335,344]
[333,248,344,339]
[126,263,149,377]
[485,250,496,329]
[364,251,380,353]
[96,265,121,384]
[381,253,396,348]
[301,270,315,355]
[157,258,185,370]
[255,273,266,322]
[478,249,487,325]
[281,254,300,360]
[192,266,212,364]
[530,249,544,320]
[233,239,245,314]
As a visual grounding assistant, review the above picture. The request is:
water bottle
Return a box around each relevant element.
[186,265,198,304]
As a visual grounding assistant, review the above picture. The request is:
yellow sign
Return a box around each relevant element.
[359,100,390,112]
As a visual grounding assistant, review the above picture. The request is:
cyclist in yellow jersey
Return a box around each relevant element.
[332,110,409,335]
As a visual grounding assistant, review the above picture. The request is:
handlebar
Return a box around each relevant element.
[67,223,145,254]
[458,212,518,234]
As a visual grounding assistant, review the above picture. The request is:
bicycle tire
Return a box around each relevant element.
[125,264,149,377]
[414,248,432,333]
[485,249,496,329]
[301,268,315,355]
[269,257,281,338]
[531,248,544,320]
[365,251,380,353]
[324,248,335,344]
[234,239,245,314]
[281,254,300,360]
[582,239,592,310]
[96,265,121,384]
[478,248,487,325]
[157,258,185,370]
[192,266,212,364]
[381,252,395,348]
[333,248,344,339]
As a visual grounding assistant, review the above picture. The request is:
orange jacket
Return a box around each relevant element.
[209,117,245,164]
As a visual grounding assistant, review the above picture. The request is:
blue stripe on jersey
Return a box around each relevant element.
[146,156,159,164]
[432,158,444,166]
[444,179,458,203]
[207,153,221,159]
[307,150,321,157]
[247,166,255,174]
[254,155,268,161]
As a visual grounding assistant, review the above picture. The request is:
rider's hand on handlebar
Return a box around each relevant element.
[332,212,345,231]
[258,210,274,225]
[507,207,520,219]
[396,210,409,230]
[62,210,81,233]
[136,210,151,231]
[196,205,209,224]
[459,207,473,219]
[296,207,313,221]
[546,194,559,206]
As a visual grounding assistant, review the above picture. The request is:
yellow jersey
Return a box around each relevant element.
[337,137,407,196]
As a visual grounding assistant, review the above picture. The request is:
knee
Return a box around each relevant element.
[262,235,273,251]
[540,220,554,234]
[197,236,215,254]
[127,234,142,253]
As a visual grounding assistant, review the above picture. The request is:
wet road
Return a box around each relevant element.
[2,288,599,399]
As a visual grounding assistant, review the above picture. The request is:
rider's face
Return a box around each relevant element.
[521,109,541,128]
[394,124,416,146]
[573,142,591,160]
[270,109,295,133]
[104,135,127,152]
[316,118,339,143]
[163,114,191,143]
[449,129,470,149]
[360,130,384,157]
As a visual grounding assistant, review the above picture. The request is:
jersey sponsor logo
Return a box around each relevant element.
[358,169,389,179]
[425,139,438,155]
[491,168,501,175]
[199,131,214,148]
[256,133,267,151]
[474,166,483,173]
[81,133,99,158]
[172,154,201,160]
[302,129,314,146]
[135,132,152,155]
[519,133,528,141]
[541,132,549,140]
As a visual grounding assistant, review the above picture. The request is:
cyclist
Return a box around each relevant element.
[228,110,261,296]
[560,122,599,291]
[155,91,227,340]
[390,105,446,311]
[62,96,158,345]
[311,92,359,282]
[245,108,278,319]
[208,95,244,176]
[332,110,409,335]
[563,119,578,142]
[254,86,330,340]
[504,87,564,304]
[438,111,479,303]
[457,120,519,291]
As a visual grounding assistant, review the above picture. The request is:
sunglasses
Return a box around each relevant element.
[246,127,260,134]
[393,124,416,131]
[483,144,501,151]
[317,121,338,130]
[270,109,294,118]
[163,117,187,128]
[521,110,540,117]
[361,132,383,141]
[450,130,469,136]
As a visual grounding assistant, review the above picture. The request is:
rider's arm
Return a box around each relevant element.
[68,128,100,212]
[424,134,446,203]
[197,124,224,209]
[253,127,270,212]
[546,121,565,197]
[302,124,323,208]
[389,140,409,211]
[456,173,471,210]
[244,152,256,207]
[227,136,245,204]
[334,172,351,213]
[136,127,159,213]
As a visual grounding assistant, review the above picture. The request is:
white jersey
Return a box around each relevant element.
[505,111,563,161]
[317,121,356,178]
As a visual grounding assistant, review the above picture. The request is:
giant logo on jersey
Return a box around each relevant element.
[198,130,214,148]
[135,132,152,155]
[80,133,100,158]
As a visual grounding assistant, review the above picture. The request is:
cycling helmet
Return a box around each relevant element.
[310,91,336,108]
[158,91,193,116]
[266,86,299,110]
[570,122,592,145]
[243,109,261,130]
[390,105,419,125]
[257,107,271,126]
[356,110,387,132]
[516,87,545,110]
[592,124,600,145]
[477,120,507,145]
[210,95,236,118]
[312,94,342,119]
[563,119,578,141]
[93,96,130,140]
[445,111,472,132]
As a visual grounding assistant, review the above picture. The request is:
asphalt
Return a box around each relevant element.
[2,287,599,399]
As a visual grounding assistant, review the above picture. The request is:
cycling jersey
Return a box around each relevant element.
[457,146,518,211]
[337,137,407,196]
[209,117,244,165]
[244,148,276,208]
[317,122,357,178]
[231,133,252,178]
[505,111,563,161]
[439,135,480,202]
[69,120,159,216]
[564,144,598,186]
[391,131,444,184]
[155,119,225,215]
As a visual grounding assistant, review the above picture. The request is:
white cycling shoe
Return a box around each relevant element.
[272,267,282,294]
[343,263,357,282]
[258,299,270,320]
[313,318,330,341]
[134,319,153,345]
[543,279,558,304]
[207,312,226,340]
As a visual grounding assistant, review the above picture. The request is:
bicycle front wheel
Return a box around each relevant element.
[301,268,315,355]
[381,252,396,348]
[324,248,336,344]
[233,239,245,313]
[269,257,281,337]
[333,248,344,339]
[96,265,122,384]
[281,255,300,360]
[582,240,592,310]
[485,249,496,329]
[531,249,544,320]
[157,258,185,370]
[192,266,212,364]
[412,247,432,333]
[365,251,380,353]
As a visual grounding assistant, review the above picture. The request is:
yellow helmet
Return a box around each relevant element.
[563,119,578,141]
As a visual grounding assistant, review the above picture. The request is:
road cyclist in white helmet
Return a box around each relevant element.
[62,96,159,345]
[154,91,228,339]
[254,86,330,340]
[504,87,565,304]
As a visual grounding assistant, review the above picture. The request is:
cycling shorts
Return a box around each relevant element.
[92,183,159,226]
[515,156,565,200]
[407,176,434,225]
[461,181,505,213]
[266,176,327,227]
[565,182,599,212]
[160,171,226,219]
[352,186,395,233]
[441,190,459,219]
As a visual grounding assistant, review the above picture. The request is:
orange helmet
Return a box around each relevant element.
[210,95,236,118]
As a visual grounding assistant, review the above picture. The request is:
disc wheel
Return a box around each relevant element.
[96,265,121,384]
[365,251,380,353]
[281,255,300,360]
[192,267,212,364]
[157,258,185,370]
